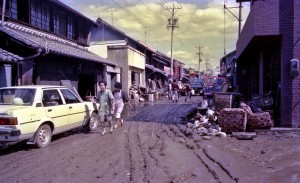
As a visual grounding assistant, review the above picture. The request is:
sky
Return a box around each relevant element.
[60,0,250,71]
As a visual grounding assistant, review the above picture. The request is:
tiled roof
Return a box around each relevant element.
[0,48,23,63]
[0,22,116,66]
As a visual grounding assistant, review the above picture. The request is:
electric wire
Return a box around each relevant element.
[97,0,237,69]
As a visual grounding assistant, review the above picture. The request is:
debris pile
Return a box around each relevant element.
[186,109,227,139]
[129,84,146,102]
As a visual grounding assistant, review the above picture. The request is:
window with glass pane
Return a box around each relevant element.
[52,9,59,34]
[52,10,67,37]
[60,89,81,104]
[9,0,17,19]
[30,0,50,31]
[78,21,88,44]
[67,16,75,40]
[59,12,67,36]
[42,89,63,106]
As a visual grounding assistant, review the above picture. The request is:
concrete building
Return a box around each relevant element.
[108,46,145,93]
[89,18,181,93]
[236,0,300,127]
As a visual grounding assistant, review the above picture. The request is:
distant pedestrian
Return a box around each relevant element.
[95,80,114,135]
[167,80,172,100]
[171,79,179,102]
[112,82,132,128]
[184,82,192,102]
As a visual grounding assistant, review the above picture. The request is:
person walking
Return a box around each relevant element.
[184,82,192,102]
[171,79,179,102]
[112,82,132,128]
[167,80,173,100]
[95,81,114,135]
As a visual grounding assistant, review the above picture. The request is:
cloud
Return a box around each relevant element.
[60,0,248,71]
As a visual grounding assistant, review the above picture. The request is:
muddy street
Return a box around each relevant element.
[1,97,300,183]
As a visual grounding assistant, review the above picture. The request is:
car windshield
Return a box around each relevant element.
[206,77,225,86]
[0,88,36,106]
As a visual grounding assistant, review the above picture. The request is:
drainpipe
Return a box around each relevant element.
[1,0,6,27]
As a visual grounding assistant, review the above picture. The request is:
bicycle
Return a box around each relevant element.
[250,91,274,112]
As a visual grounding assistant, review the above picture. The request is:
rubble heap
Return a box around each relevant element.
[186,109,227,139]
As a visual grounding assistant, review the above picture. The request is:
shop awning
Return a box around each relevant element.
[145,64,166,75]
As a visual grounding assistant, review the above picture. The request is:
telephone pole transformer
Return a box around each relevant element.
[165,3,181,79]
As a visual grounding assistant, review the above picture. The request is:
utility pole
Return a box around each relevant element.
[238,2,242,36]
[106,8,118,26]
[144,26,150,45]
[224,1,243,37]
[196,46,204,78]
[224,1,243,56]
[165,3,181,79]
[1,0,6,27]
[205,58,210,76]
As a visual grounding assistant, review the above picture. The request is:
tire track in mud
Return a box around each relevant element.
[201,148,238,183]
[125,124,134,182]
[168,124,237,183]
[141,124,172,181]
[136,122,149,183]
[126,122,147,182]
[126,102,237,182]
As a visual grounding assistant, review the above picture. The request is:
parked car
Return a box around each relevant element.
[0,85,99,148]
[203,77,226,98]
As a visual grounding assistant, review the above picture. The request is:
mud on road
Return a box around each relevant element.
[1,99,300,183]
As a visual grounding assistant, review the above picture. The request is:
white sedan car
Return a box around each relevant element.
[0,85,99,148]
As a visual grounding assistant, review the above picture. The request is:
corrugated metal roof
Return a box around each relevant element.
[0,48,23,63]
[0,22,116,66]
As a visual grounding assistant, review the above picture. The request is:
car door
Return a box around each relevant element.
[42,89,69,132]
[60,89,87,128]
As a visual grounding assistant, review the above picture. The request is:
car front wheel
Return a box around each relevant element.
[88,112,98,131]
[35,124,52,148]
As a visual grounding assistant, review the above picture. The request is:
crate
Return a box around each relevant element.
[146,94,154,102]
[214,94,232,112]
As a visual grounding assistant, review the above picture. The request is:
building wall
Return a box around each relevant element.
[36,55,104,99]
[128,48,145,70]
[293,0,300,127]
[237,0,280,57]
[108,46,145,94]
[88,44,108,58]
[0,64,12,87]
[280,0,300,127]
[88,40,128,59]
[91,24,124,42]
[237,0,300,127]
